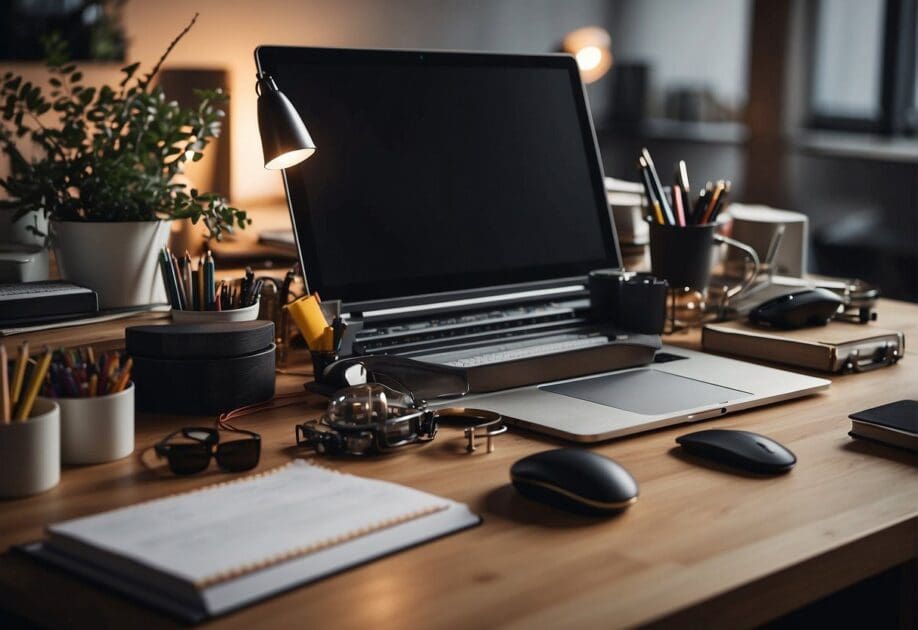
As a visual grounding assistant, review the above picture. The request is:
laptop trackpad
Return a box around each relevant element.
[540,369,752,415]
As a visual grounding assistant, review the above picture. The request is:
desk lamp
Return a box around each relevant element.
[256,73,315,169]
[560,26,613,84]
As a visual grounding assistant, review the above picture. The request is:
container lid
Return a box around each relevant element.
[126,321,275,360]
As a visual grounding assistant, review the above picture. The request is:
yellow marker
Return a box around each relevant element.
[286,294,329,350]
[320,327,336,352]
[652,201,665,225]
[10,341,28,405]
[15,348,52,421]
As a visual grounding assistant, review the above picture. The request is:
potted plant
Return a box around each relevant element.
[0,14,248,308]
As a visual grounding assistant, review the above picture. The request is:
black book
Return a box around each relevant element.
[849,400,918,453]
[0,281,98,327]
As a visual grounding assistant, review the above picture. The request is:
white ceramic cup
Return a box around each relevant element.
[54,384,135,465]
[170,298,260,323]
[0,399,61,498]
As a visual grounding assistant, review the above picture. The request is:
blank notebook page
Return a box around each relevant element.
[47,460,452,587]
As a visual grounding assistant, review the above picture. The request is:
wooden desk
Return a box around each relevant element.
[0,300,915,628]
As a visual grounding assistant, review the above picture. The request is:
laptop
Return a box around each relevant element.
[255,46,830,442]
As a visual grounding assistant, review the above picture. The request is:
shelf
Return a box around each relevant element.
[598,118,749,146]
[791,131,918,163]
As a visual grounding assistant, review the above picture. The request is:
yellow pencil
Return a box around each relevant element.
[112,358,133,393]
[88,373,98,398]
[1,343,10,424]
[10,341,28,406]
[15,348,51,421]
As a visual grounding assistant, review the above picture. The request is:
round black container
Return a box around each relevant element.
[126,321,276,415]
[648,220,716,290]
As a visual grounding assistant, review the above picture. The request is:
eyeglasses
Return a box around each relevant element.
[154,427,261,475]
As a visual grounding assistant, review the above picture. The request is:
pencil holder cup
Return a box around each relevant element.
[0,399,60,498]
[310,351,339,381]
[648,220,760,330]
[54,383,135,465]
[171,298,260,323]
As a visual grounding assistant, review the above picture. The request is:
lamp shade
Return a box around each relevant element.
[256,74,315,169]
[561,26,613,84]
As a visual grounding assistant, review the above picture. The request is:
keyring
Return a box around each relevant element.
[435,407,507,453]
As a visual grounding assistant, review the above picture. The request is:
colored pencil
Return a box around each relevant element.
[16,348,51,421]
[1,343,9,424]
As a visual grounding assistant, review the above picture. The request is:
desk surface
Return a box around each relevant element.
[0,300,916,628]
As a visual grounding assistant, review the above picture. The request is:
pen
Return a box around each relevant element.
[197,256,205,311]
[709,180,731,223]
[183,251,194,310]
[672,184,686,227]
[170,250,185,310]
[638,157,664,224]
[159,249,181,310]
[280,265,296,307]
[699,180,725,225]
[641,148,675,225]
[15,347,51,421]
[205,251,216,311]
[676,161,691,221]
[248,279,264,307]
[1,343,9,424]
[691,186,710,225]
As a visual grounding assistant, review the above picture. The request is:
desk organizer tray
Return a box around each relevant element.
[126,321,275,415]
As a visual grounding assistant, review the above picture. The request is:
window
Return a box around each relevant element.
[809,0,917,134]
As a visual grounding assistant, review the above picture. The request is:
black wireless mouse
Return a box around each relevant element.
[749,288,844,329]
[510,449,638,515]
[676,429,796,474]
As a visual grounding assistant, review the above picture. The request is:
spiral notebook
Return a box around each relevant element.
[23,460,480,623]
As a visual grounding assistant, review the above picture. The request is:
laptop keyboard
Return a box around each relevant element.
[353,302,584,354]
[438,336,612,367]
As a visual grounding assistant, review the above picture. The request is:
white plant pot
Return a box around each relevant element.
[0,209,47,247]
[54,220,171,309]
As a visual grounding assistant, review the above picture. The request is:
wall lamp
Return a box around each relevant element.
[256,72,315,169]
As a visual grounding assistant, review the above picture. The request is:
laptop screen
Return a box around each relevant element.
[256,47,620,307]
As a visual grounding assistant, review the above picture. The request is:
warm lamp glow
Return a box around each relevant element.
[265,148,315,170]
[575,46,603,72]
[562,26,613,84]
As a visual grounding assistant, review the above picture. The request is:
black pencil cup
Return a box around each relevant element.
[648,220,717,290]
[310,351,340,382]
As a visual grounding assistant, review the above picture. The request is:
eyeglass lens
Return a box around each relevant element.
[215,439,261,472]
[166,442,212,475]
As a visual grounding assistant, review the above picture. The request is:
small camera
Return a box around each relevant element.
[588,270,668,334]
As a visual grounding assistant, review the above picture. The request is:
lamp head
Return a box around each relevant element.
[256,73,316,169]
[561,26,613,84]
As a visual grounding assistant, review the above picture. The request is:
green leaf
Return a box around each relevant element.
[70,72,83,83]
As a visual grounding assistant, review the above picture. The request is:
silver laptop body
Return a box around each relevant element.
[444,345,830,442]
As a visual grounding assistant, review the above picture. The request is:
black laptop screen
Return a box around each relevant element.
[256,47,620,306]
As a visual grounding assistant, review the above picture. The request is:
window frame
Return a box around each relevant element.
[808,0,917,135]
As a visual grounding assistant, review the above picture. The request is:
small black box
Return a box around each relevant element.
[126,321,275,415]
